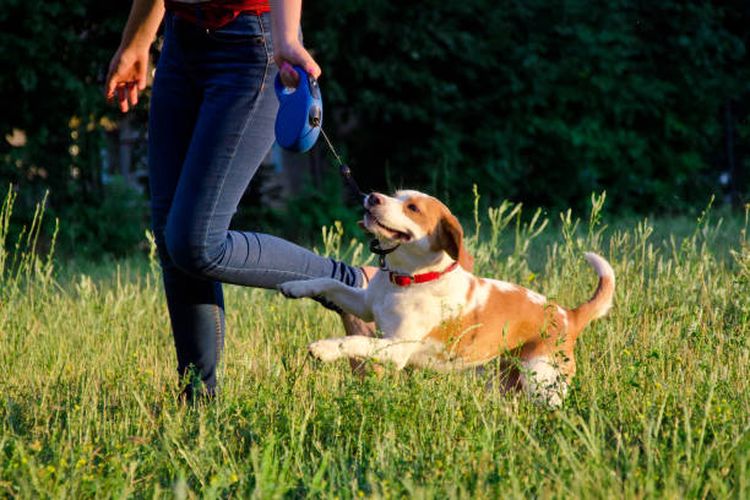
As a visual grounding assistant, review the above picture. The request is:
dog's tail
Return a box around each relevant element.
[569,252,615,332]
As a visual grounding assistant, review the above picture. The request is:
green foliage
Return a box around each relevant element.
[2,1,749,260]
[55,176,148,259]
[305,0,750,214]
[2,187,750,496]
[0,185,56,298]
[281,171,363,242]
[0,2,145,255]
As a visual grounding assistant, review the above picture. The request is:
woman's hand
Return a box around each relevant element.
[105,45,150,113]
[274,38,321,88]
[104,0,164,113]
[270,0,321,87]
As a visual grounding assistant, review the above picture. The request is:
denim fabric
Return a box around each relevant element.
[148,12,362,398]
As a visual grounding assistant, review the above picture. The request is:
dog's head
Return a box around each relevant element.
[361,190,474,272]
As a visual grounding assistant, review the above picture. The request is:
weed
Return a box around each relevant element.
[1,188,749,497]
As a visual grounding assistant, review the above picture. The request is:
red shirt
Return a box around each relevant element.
[165,0,270,29]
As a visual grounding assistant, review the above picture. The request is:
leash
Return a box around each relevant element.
[312,119,366,202]
[274,65,366,202]
[369,239,399,269]
[273,67,400,267]
[313,119,401,268]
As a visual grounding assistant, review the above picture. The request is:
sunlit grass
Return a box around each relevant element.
[1,188,749,497]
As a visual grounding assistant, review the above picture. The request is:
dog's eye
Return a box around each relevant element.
[407,203,420,213]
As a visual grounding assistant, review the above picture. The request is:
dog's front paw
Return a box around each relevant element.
[278,280,315,299]
[308,339,343,362]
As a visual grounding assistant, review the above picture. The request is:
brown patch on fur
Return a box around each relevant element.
[400,194,474,271]
[425,280,577,376]
[464,279,477,303]
[434,212,474,271]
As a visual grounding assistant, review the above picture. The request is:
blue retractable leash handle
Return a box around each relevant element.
[273,66,395,263]
[273,65,366,203]
[274,65,322,153]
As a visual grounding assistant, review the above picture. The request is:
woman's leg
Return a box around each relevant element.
[162,13,362,290]
[150,13,362,399]
[149,13,227,399]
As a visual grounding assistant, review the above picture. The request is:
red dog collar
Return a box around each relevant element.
[389,261,459,287]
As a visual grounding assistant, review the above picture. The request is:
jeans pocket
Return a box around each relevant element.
[206,30,266,46]
[206,14,266,46]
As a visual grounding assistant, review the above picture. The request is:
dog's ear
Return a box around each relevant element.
[434,213,474,271]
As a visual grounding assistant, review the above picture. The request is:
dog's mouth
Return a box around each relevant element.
[363,210,412,242]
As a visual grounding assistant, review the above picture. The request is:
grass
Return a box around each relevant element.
[1,188,750,497]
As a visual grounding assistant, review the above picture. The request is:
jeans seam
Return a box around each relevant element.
[211,267,325,279]
[197,13,271,271]
[258,13,274,64]
[213,303,222,381]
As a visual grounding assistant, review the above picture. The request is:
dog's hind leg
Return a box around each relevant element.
[519,356,569,408]
[341,314,382,377]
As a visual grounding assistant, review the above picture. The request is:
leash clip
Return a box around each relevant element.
[369,239,400,269]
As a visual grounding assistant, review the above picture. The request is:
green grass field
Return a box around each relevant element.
[2,190,750,498]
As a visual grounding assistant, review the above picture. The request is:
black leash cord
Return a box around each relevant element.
[314,122,400,267]
[316,125,367,201]
[338,163,367,201]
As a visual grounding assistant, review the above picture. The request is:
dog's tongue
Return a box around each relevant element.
[362,211,411,242]
[394,230,411,241]
[379,223,410,241]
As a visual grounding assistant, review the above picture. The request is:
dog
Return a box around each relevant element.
[279,190,614,406]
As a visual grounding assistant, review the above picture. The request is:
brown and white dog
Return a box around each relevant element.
[279,190,614,406]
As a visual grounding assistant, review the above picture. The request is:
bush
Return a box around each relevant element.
[0,1,144,256]
[1,0,749,260]
[305,0,750,214]
[55,177,148,259]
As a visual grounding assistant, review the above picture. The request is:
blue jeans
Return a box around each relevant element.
[148,12,362,398]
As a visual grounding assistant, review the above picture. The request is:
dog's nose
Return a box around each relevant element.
[366,193,383,207]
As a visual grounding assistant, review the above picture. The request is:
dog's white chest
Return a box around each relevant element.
[369,273,469,342]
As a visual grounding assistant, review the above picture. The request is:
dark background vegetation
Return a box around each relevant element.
[1,0,749,258]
